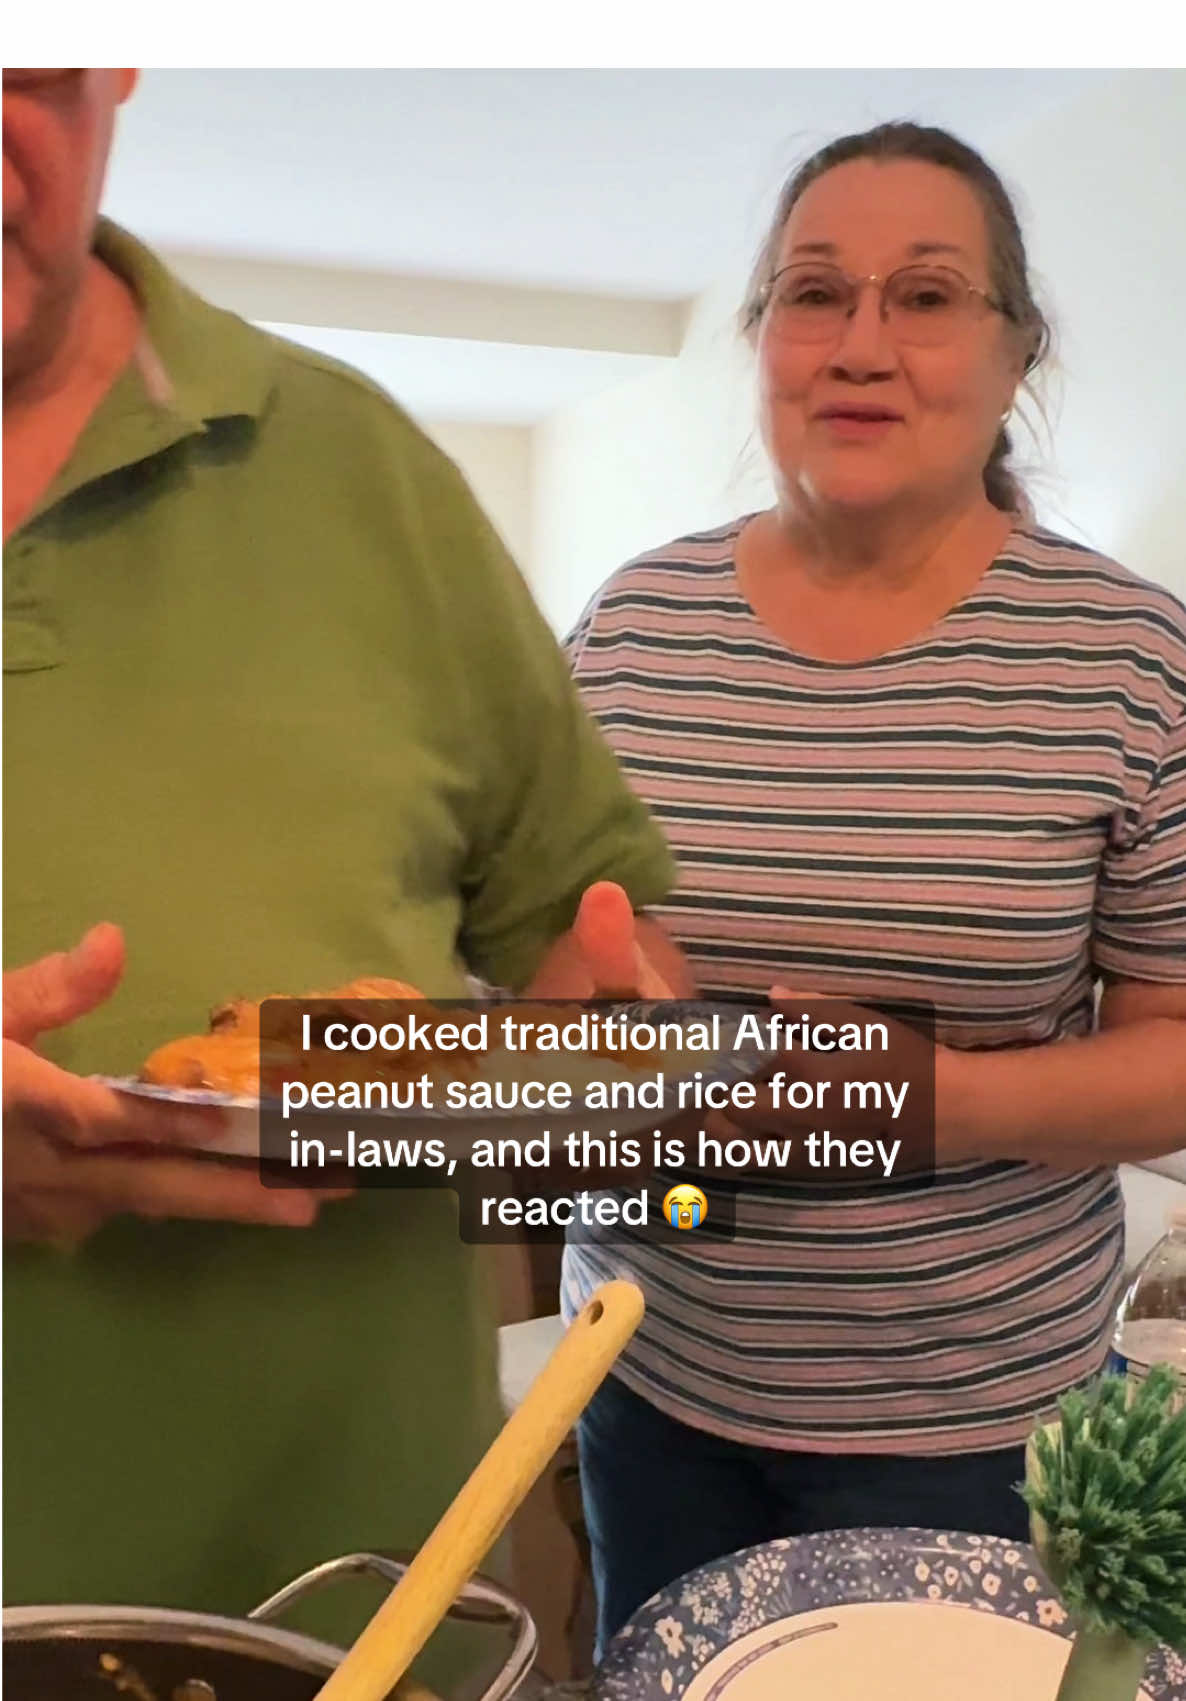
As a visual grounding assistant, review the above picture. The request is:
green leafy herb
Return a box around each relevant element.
[1021,1367,1186,1650]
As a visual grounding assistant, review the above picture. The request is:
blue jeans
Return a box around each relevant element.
[578,1374,1030,1656]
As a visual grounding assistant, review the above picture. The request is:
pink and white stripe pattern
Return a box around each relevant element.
[561,520,1186,1453]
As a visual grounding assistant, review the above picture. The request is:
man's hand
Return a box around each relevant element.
[4,924,345,1245]
[524,882,691,1000]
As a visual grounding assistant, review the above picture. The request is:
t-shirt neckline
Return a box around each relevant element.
[722,511,1028,672]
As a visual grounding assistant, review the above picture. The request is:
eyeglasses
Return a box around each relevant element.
[755,262,1010,348]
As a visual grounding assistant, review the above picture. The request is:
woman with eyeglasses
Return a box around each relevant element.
[561,122,1186,1653]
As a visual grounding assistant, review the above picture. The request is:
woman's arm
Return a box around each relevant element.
[940,977,1186,1168]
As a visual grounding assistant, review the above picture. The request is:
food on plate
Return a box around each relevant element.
[139,980,698,1100]
[140,1032,264,1093]
[140,977,440,1096]
[206,977,426,1040]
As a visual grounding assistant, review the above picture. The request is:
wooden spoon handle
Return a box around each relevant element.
[317,1280,644,1701]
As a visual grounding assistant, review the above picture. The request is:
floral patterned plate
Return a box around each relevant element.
[592,1528,1181,1700]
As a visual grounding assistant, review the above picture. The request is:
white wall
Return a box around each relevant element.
[990,70,1186,601]
[532,275,772,634]
[421,419,535,580]
[531,70,1186,635]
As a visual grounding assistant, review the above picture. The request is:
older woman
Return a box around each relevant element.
[563,121,1186,1652]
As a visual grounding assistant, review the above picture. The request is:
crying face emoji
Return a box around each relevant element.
[663,1184,707,1230]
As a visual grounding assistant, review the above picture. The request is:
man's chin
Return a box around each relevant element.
[3,265,36,358]
[3,324,38,393]
[2,286,59,394]
[4,242,97,396]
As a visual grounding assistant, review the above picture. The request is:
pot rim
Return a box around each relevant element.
[3,1603,342,1675]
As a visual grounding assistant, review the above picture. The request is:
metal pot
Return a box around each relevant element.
[3,1551,538,1701]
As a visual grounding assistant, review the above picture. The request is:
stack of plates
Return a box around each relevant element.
[593,1529,1179,1700]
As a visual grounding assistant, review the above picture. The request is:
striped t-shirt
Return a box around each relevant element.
[560,520,1186,1455]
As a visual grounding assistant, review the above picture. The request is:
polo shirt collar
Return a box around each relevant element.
[36,218,280,514]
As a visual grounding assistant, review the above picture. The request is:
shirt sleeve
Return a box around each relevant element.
[406,455,675,991]
[563,582,603,669]
[1093,707,1186,982]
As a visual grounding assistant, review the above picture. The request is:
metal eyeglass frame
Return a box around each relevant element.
[753,262,1010,339]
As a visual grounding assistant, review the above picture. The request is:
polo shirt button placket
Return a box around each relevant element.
[4,535,63,672]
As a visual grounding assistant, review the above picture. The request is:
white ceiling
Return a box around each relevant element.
[256,324,661,426]
[107,69,1109,296]
[104,69,1112,422]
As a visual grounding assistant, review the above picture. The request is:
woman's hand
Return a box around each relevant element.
[706,985,946,1177]
[4,924,346,1245]
[720,978,1186,1173]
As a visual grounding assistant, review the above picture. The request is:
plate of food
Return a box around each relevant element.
[592,1528,1180,1701]
[97,983,782,1162]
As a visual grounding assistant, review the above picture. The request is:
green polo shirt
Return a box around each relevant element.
[3,221,673,1660]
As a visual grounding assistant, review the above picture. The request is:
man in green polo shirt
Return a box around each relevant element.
[2,69,679,1666]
